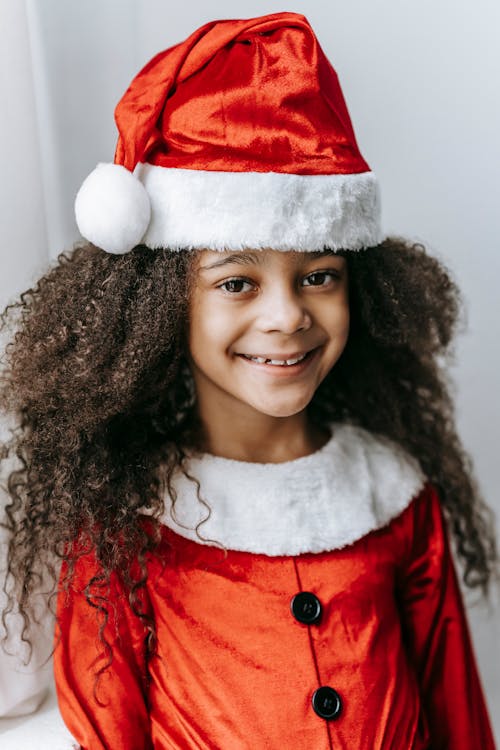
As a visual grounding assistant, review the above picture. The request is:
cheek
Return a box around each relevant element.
[321,302,350,375]
[187,295,211,361]
[340,305,350,339]
[187,295,239,361]
[324,297,350,340]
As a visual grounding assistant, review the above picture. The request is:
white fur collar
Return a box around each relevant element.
[160,423,426,556]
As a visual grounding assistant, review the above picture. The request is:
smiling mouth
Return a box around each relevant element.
[236,349,316,367]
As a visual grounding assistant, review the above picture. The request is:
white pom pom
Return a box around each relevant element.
[75,163,151,254]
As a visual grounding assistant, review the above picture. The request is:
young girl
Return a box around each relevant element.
[0,10,497,750]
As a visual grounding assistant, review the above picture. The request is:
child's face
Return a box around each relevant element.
[187,248,350,422]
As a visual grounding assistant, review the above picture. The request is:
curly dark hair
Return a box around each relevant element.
[0,236,497,689]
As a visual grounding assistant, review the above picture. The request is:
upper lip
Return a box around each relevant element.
[238,348,317,359]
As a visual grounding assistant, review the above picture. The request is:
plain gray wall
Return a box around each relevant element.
[1,0,499,740]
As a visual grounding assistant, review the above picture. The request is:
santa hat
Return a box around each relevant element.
[75,11,383,255]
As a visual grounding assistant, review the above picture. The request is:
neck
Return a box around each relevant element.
[192,407,330,463]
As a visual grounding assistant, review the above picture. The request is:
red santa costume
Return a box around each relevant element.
[10,10,493,750]
[53,423,495,749]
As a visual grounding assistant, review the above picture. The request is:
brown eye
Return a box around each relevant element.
[302,271,338,287]
[219,278,253,294]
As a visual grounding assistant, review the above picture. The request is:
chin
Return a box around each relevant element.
[249,398,312,419]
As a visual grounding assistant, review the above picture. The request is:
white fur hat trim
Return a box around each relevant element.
[137,164,382,253]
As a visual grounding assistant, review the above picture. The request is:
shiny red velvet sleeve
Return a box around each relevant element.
[395,484,496,749]
[53,551,153,750]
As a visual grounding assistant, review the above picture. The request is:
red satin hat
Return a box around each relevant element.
[75,11,383,255]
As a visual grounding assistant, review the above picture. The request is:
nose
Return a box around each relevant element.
[258,284,312,334]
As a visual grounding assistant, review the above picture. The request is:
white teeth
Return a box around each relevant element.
[242,353,308,366]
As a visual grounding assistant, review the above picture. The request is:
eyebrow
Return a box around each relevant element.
[199,249,339,271]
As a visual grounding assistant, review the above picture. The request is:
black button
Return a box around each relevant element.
[290,591,322,624]
[312,686,342,720]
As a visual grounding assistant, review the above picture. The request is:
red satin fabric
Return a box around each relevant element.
[53,483,496,749]
[114,12,370,175]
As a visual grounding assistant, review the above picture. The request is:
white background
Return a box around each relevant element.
[1,0,499,742]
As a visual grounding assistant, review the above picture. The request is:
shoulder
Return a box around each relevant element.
[387,478,449,561]
[321,422,429,548]
[329,422,425,502]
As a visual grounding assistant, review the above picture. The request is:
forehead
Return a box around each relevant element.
[193,248,346,272]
